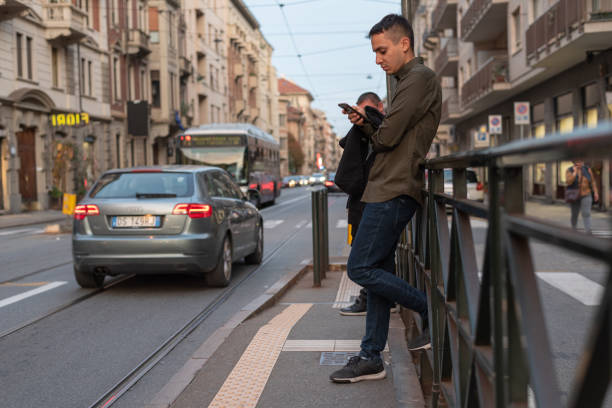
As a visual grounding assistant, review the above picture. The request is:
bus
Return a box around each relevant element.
[176,123,281,207]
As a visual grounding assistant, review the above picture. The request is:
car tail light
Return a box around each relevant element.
[74,204,100,220]
[172,203,212,218]
[476,182,484,191]
[324,181,334,187]
[249,183,258,190]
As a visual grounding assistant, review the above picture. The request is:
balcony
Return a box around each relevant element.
[434,38,458,77]
[461,56,511,111]
[0,0,30,22]
[461,0,508,43]
[43,1,87,44]
[440,90,461,124]
[431,0,458,32]
[526,0,612,71]
[180,56,192,77]
[127,28,151,56]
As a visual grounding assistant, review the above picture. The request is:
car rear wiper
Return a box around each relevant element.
[135,193,178,198]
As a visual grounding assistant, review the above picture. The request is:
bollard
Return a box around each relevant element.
[311,187,329,286]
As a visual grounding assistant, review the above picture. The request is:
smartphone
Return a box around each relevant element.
[338,103,369,123]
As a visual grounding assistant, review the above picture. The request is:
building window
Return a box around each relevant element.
[140,69,147,100]
[511,7,521,53]
[52,47,59,87]
[80,58,86,95]
[113,56,121,101]
[168,12,174,49]
[127,64,132,100]
[88,60,93,97]
[16,33,23,78]
[111,0,118,26]
[170,72,176,110]
[151,70,160,107]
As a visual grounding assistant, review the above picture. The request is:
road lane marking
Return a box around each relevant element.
[295,220,308,229]
[0,281,67,309]
[208,303,312,408]
[263,219,284,229]
[306,222,312,228]
[536,272,604,306]
[336,219,348,228]
[0,281,49,287]
[300,259,310,265]
[333,272,362,308]
[0,228,45,236]
[260,195,308,212]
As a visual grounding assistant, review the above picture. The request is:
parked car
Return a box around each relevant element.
[309,172,326,185]
[72,166,263,289]
[324,172,342,193]
[443,168,484,201]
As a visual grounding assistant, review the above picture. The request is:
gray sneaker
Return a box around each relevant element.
[407,331,431,351]
[330,356,386,383]
[339,299,367,316]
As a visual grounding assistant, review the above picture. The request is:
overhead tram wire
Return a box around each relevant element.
[274,0,318,97]
[273,43,370,58]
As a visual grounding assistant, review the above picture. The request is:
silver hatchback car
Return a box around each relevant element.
[72,166,263,288]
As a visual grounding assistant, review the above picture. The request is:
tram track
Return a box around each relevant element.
[88,225,303,408]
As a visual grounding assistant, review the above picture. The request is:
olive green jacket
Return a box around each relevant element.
[360,57,442,206]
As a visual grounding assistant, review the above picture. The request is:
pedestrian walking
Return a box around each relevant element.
[565,160,599,234]
[330,14,442,384]
[335,92,385,316]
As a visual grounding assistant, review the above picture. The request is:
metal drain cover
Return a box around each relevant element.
[319,351,359,366]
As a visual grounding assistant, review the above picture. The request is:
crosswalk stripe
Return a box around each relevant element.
[0,228,44,236]
[336,219,348,228]
[295,220,308,229]
[536,272,604,306]
[263,220,284,229]
[0,281,68,309]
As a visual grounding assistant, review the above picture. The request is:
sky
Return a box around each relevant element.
[243,0,402,138]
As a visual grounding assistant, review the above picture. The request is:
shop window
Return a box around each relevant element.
[533,124,546,186]
[557,116,574,185]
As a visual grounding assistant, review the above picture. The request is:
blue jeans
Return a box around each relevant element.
[347,195,427,360]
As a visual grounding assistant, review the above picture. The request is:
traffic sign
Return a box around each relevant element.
[489,115,502,134]
[514,102,530,125]
[473,126,489,148]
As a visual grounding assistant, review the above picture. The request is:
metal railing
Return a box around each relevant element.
[397,124,612,407]
[434,38,458,75]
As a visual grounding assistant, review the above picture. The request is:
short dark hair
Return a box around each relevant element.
[368,14,414,50]
[356,92,381,106]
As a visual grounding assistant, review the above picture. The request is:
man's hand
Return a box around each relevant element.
[594,191,599,203]
[342,105,367,126]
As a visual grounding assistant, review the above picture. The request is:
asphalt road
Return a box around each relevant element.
[0,188,609,407]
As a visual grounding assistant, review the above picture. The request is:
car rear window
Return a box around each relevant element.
[444,169,478,183]
[90,172,194,198]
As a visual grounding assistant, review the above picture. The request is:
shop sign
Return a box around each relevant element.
[51,112,90,127]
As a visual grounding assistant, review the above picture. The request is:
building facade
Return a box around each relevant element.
[0,0,282,214]
[0,0,112,212]
[416,0,612,209]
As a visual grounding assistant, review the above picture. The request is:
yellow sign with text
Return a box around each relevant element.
[51,112,90,127]
[62,193,76,215]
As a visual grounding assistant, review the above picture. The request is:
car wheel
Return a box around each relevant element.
[74,265,105,289]
[207,235,232,287]
[245,224,263,265]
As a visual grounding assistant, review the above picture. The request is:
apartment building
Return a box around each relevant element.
[0,0,111,213]
[108,0,152,170]
[278,77,338,175]
[182,0,227,128]
[418,0,612,209]
[223,0,278,137]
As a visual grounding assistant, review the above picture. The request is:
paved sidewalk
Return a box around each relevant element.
[150,266,425,408]
[0,209,69,229]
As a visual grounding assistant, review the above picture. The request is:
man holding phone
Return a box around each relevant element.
[330,14,442,384]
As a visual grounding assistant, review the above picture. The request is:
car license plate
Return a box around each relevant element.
[112,215,160,228]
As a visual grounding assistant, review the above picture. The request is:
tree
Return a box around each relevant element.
[288,133,304,174]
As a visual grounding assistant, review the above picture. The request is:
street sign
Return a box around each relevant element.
[489,115,502,134]
[514,102,530,125]
[473,127,489,148]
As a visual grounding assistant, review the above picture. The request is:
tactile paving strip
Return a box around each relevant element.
[332,271,362,308]
[208,303,312,408]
